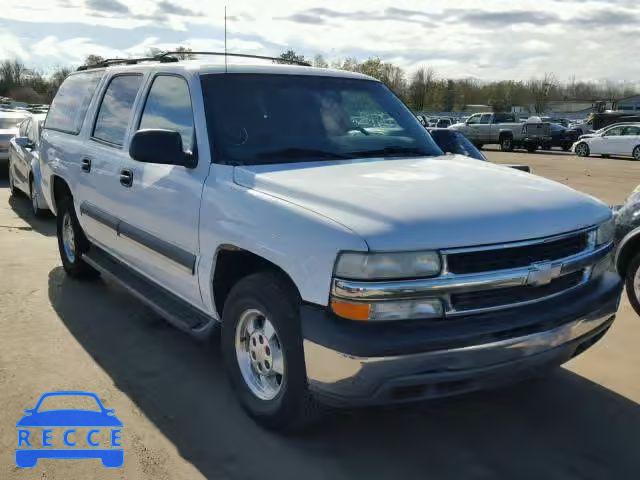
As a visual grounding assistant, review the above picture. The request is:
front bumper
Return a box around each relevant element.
[302,272,621,406]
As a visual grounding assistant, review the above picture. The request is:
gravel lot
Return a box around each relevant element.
[2,150,640,479]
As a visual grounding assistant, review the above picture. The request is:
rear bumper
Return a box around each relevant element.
[301,273,621,406]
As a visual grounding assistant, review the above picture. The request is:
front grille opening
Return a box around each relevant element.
[451,270,585,311]
[446,232,588,274]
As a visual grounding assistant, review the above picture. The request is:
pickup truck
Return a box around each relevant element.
[450,112,523,151]
[39,57,622,431]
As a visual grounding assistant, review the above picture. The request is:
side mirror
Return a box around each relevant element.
[15,136,34,149]
[129,129,196,168]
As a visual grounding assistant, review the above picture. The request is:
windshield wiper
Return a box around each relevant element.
[256,148,353,161]
[348,146,429,158]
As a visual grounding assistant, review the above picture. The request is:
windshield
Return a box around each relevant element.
[201,74,442,165]
[0,117,24,129]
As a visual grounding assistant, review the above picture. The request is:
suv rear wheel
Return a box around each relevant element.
[221,271,322,431]
[56,197,98,279]
[625,252,640,317]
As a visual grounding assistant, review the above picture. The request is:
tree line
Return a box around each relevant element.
[1,47,637,113]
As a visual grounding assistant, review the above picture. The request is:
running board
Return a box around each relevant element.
[83,246,217,338]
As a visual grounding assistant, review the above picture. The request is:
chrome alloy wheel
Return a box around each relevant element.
[633,146,640,161]
[575,143,589,157]
[62,212,76,263]
[234,308,284,400]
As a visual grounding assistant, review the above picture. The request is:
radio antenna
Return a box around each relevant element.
[224,6,228,72]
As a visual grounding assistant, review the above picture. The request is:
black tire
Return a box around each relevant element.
[475,143,483,149]
[56,196,98,279]
[499,136,514,152]
[625,252,640,317]
[30,177,47,218]
[221,271,322,431]
[8,159,19,196]
[602,154,610,159]
[575,142,590,157]
[633,146,640,161]
[526,144,537,153]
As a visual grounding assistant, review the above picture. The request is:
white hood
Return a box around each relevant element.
[233,155,610,251]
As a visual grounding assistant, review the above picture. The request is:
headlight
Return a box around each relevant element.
[596,218,615,245]
[334,251,441,280]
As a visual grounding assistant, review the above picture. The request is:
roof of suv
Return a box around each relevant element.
[79,60,376,81]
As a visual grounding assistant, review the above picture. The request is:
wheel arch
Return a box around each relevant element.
[51,175,72,216]
[211,245,301,320]
[616,226,640,276]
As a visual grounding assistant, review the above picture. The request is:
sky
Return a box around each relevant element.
[0,0,638,83]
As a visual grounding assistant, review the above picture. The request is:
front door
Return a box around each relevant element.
[592,125,624,155]
[114,74,208,308]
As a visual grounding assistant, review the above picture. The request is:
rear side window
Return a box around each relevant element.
[139,75,194,151]
[45,71,103,134]
[93,75,143,146]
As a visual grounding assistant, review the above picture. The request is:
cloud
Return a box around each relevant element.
[573,9,640,27]
[454,10,561,27]
[278,7,435,27]
[85,0,129,15]
[157,1,199,17]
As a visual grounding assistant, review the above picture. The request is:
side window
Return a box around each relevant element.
[25,119,35,141]
[479,114,492,124]
[139,75,194,151]
[45,71,103,134]
[622,126,640,136]
[93,75,143,146]
[467,114,480,125]
[19,119,31,137]
[604,126,623,137]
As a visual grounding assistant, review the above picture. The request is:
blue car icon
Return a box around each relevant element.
[16,391,123,468]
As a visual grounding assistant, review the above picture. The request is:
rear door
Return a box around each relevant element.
[620,126,640,156]
[10,118,31,188]
[76,73,145,254]
[113,73,207,308]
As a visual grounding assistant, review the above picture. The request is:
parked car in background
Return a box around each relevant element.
[8,113,49,216]
[573,124,640,160]
[541,123,580,151]
[450,112,524,150]
[614,184,640,316]
[434,118,452,128]
[41,58,621,430]
[0,111,28,170]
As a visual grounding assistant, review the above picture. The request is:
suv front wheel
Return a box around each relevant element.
[221,271,321,431]
[56,197,98,279]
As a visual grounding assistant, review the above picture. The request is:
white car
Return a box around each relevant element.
[8,113,49,216]
[0,111,28,168]
[40,56,621,430]
[574,123,640,160]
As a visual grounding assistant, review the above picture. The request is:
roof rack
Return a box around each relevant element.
[77,50,311,71]
[156,51,311,67]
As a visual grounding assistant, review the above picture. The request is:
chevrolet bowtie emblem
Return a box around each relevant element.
[526,261,562,287]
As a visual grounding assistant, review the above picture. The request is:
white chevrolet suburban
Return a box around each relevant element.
[40,56,622,430]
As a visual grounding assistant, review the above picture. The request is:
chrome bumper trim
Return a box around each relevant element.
[332,241,613,301]
[304,311,613,401]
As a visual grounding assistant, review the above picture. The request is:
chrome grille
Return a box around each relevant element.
[446,232,589,274]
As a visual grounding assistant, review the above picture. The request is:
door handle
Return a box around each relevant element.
[120,169,133,187]
[81,158,91,172]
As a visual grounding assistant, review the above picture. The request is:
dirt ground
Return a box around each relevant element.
[1,150,640,479]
